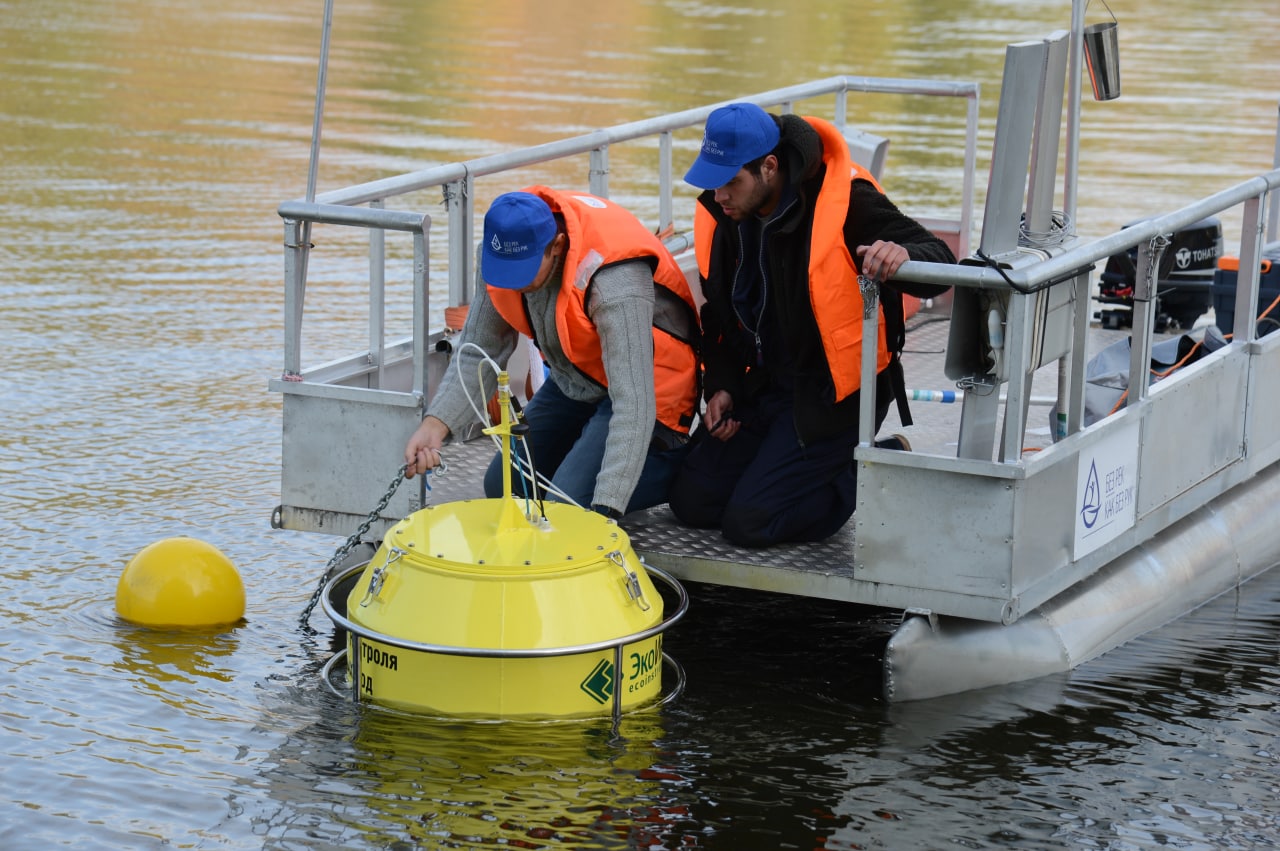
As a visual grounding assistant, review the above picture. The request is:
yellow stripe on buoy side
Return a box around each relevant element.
[347,634,664,717]
[340,499,666,718]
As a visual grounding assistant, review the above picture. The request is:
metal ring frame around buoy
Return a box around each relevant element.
[318,560,690,721]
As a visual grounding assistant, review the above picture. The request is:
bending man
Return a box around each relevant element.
[405,187,700,519]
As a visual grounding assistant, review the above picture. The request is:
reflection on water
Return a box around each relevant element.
[4,0,1280,847]
[251,705,688,848]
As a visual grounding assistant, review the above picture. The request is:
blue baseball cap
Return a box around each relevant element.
[482,192,557,289]
[683,102,780,190]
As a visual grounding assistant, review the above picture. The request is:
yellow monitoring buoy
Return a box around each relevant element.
[339,500,667,718]
[116,537,245,629]
[324,372,684,718]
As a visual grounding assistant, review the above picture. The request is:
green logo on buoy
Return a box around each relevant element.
[580,658,614,704]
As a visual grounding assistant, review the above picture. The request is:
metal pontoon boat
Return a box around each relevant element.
[272,2,1280,702]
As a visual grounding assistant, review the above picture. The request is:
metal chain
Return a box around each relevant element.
[297,461,443,630]
[857,274,880,319]
[1139,232,1172,300]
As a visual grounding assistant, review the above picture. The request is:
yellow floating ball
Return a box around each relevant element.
[116,537,245,628]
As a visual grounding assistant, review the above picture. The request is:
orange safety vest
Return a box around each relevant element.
[693,116,891,403]
[489,185,699,433]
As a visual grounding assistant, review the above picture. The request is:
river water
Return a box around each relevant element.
[3,0,1279,848]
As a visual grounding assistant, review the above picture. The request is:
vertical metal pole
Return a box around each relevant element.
[611,645,623,723]
[414,229,430,401]
[658,131,673,237]
[306,0,335,206]
[1065,270,1090,437]
[1234,197,1265,344]
[960,93,979,259]
[589,146,610,198]
[998,292,1034,463]
[857,276,880,447]
[413,225,431,511]
[369,199,386,389]
[445,176,474,308]
[1064,0,1085,228]
[1269,102,1280,244]
[1128,237,1165,403]
[283,219,306,376]
[1064,2,1087,444]
[834,90,848,132]
[289,0,335,374]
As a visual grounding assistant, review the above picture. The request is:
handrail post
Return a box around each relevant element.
[282,217,307,377]
[960,92,979,258]
[369,199,386,388]
[413,227,430,403]
[857,276,880,447]
[1270,102,1280,244]
[1235,196,1266,344]
[1064,0,1086,228]
[658,131,674,236]
[444,177,473,308]
[1128,235,1166,404]
[589,146,610,198]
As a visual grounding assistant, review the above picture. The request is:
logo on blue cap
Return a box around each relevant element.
[684,102,780,190]
[482,192,557,290]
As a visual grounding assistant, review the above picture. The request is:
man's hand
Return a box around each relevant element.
[404,415,450,478]
[856,240,909,282]
[704,390,739,442]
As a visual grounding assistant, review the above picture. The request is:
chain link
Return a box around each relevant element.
[1140,233,1172,300]
[298,461,444,630]
[857,274,880,320]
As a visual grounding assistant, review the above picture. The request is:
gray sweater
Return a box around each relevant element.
[426,250,657,514]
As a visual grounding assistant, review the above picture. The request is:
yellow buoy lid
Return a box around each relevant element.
[346,499,662,650]
[389,498,627,570]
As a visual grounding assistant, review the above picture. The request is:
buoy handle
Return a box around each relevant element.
[358,547,403,608]
[610,550,651,612]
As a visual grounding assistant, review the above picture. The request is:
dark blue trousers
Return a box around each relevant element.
[668,386,886,547]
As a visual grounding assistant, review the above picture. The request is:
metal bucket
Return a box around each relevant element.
[1083,19,1121,101]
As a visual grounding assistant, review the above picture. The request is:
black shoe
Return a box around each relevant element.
[873,433,912,452]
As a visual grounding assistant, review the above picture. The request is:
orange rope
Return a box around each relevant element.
[1105,288,1280,417]
[1256,289,1280,325]
[1107,339,1204,416]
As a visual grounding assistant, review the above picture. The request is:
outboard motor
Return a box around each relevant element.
[1096,216,1223,331]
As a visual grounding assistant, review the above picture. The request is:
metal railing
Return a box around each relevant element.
[276,75,981,400]
[869,167,1280,450]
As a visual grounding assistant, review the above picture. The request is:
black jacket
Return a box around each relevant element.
[695,113,955,444]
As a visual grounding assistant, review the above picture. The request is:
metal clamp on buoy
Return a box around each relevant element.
[358,547,403,608]
[610,550,651,613]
